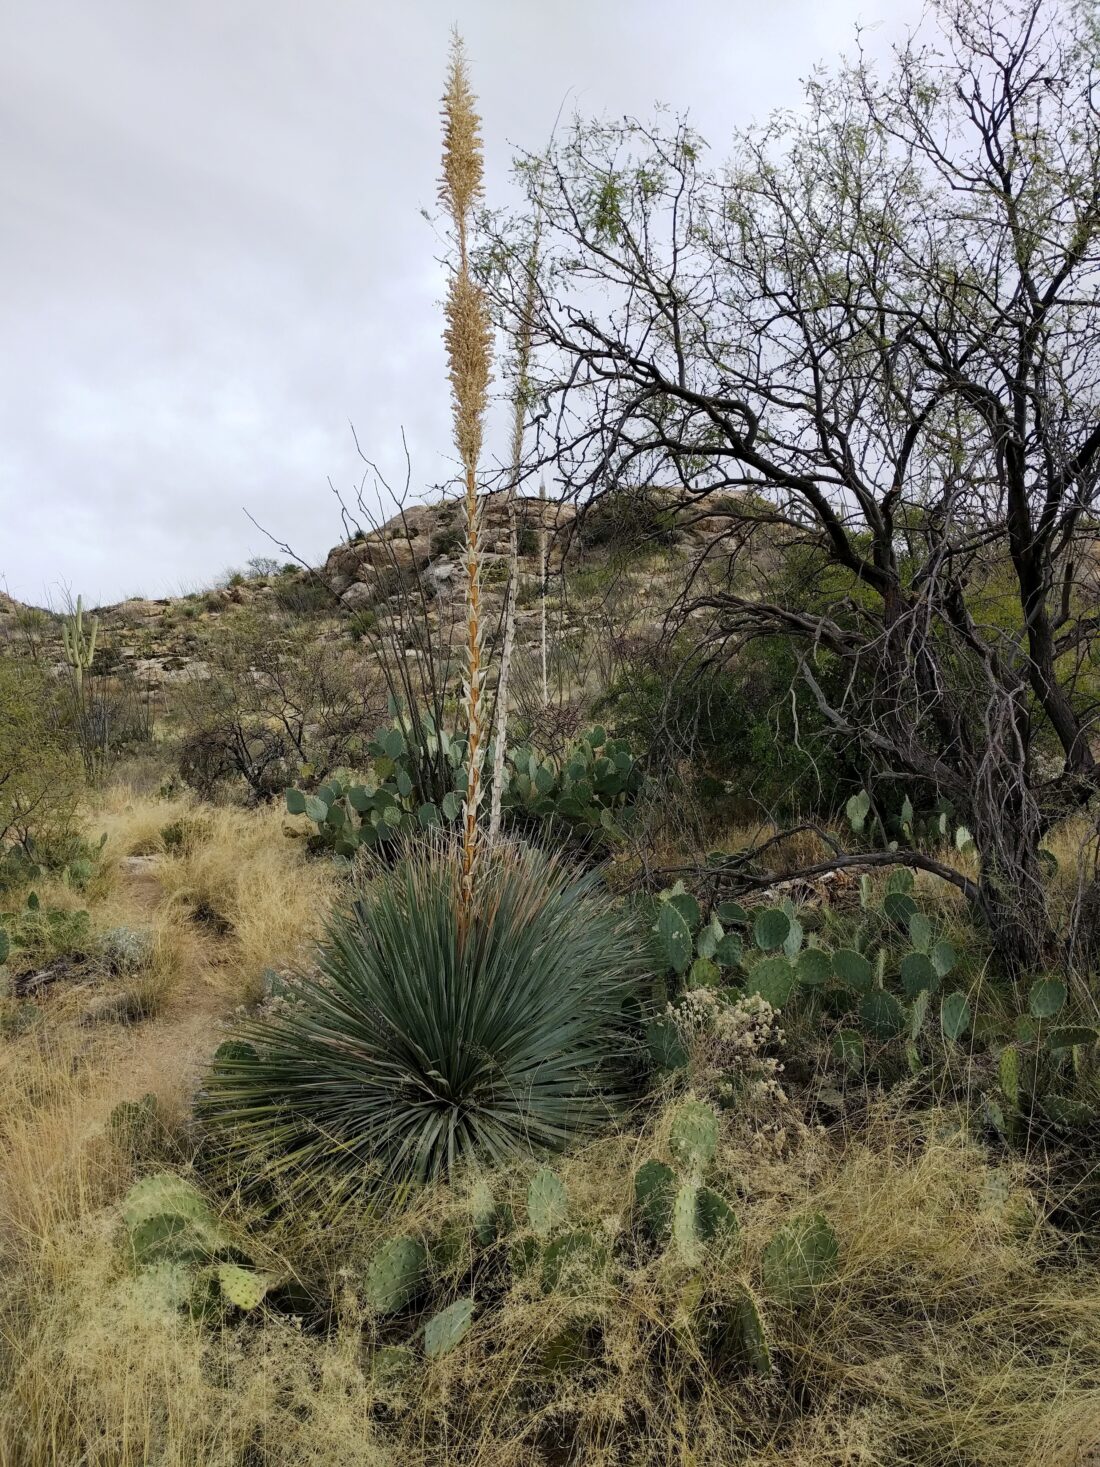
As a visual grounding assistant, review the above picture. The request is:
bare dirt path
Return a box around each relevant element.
[81,856,240,1112]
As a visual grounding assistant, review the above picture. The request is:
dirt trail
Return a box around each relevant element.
[87,856,240,1109]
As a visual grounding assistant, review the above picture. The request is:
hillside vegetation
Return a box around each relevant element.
[4,5,1100,1464]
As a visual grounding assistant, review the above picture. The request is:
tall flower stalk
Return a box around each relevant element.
[488,220,541,842]
[440,33,493,916]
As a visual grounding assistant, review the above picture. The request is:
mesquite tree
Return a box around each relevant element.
[494,0,1100,972]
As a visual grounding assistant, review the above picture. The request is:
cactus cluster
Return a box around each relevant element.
[989,977,1100,1136]
[0,891,91,963]
[843,785,979,856]
[635,1100,738,1267]
[498,726,644,845]
[359,1131,844,1390]
[286,715,468,859]
[119,1172,273,1318]
[285,719,642,859]
[646,870,990,1079]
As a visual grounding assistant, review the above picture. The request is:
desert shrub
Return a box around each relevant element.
[200,841,646,1188]
[575,484,679,553]
[178,721,288,803]
[599,636,850,824]
[346,607,377,642]
[175,611,384,801]
[271,576,337,616]
[429,524,465,558]
[0,658,82,861]
[96,925,155,976]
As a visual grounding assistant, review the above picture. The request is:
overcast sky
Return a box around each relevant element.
[1,0,921,608]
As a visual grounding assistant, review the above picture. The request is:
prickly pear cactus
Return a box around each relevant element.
[634,1159,675,1238]
[899,950,936,997]
[859,990,905,1042]
[371,1344,416,1386]
[424,1296,475,1358]
[122,1173,214,1231]
[761,1212,839,1307]
[215,1263,270,1310]
[541,1231,605,1294]
[539,1321,596,1375]
[527,1168,568,1239]
[655,901,693,975]
[730,1286,770,1372]
[120,1173,270,1319]
[746,955,796,1008]
[122,1172,228,1263]
[753,908,791,952]
[696,1186,738,1242]
[832,948,873,992]
[940,991,971,1041]
[469,1179,495,1243]
[108,1093,164,1154]
[364,1235,428,1314]
[130,1213,205,1265]
[668,1099,719,1174]
[128,1260,195,1316]
[672,1181,703,1265]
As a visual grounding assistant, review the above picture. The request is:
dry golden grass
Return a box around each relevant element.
[156,803,340,1001]
[91,783,195,862]
[3,1084,1097,1467]
[0,1038,394,1467]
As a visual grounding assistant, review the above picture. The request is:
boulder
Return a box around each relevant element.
[422,558,457,598]
[340,580,380,612]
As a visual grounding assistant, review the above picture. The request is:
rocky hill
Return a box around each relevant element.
[1,487,746,695]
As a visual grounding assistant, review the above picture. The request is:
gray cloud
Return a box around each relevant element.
[1,0,920,606]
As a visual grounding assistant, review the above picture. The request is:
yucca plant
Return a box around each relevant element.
[200,840,645,1188]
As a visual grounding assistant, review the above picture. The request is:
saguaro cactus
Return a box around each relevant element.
[62,595,98,693]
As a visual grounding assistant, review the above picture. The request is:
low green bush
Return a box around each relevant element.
[598,638,850,824]
[575,485,679,553]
